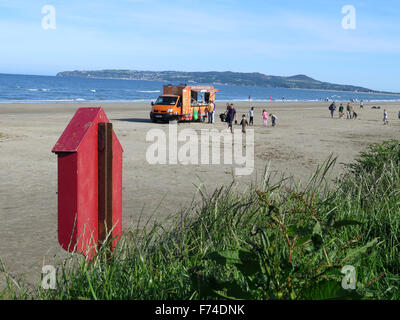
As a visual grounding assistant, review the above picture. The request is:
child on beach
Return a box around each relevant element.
[262,109,268,126]
[339,103,344,118]
[240,114,249,133]
[248,107,254,126]
[271,114,278,127]
[383,109,389,125]
[346,103,353,119]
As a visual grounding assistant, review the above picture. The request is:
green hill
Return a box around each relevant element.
[56,70,395,94]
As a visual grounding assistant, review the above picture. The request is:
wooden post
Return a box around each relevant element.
[98,122,113,248]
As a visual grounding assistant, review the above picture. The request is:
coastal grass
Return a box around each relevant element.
[2,140,400,300]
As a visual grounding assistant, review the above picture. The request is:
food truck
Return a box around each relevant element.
[150,84,219,122]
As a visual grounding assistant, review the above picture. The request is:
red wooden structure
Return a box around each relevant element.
[52,107,123,258]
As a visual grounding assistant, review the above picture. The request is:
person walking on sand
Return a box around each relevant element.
[226,103,230,115]
[240,114,249,133]
[262,109,269,126]
[271,114,278,127]
[227,104,235,133]
[360,100,364,109]
[248,107,254,126]
[329,102,336,118]
[383,109,389,125]
[339,103,344,118]
[233,105,238,125]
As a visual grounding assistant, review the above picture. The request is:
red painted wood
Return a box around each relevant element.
[52,107,109,153]
[53,107,123,258]
[57,152,78,251]
[112,133,123,248]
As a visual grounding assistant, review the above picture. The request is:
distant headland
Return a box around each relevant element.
[56,70,398,94]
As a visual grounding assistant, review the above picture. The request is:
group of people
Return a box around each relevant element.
[328,101,391,125]
[262,109,278,127]
[329,102,358,119]
[222,103,278,133]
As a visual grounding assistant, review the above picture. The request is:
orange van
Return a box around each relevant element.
[150,84,219,122]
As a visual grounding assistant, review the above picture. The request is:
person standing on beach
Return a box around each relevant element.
[329,102,336,118]
[210,101,216,123]
[262,109,269,126]
[346,103,353,119]
[339,103,344,118]
[360,100,364,109]
[227,104,235,133]
[271,114,278,127]
[240,114,249,133]
[383,109,389,125]
[207,102,213,123]
[248,107,254,126]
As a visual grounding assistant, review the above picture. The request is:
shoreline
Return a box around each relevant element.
[2,98,400,104]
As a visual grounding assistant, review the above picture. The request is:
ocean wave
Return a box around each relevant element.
[27,88,50,92]
[137,90,161,93]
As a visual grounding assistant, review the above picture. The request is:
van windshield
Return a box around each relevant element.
[155,96,178,105]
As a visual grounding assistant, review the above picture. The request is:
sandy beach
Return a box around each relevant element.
[1,100,400,285]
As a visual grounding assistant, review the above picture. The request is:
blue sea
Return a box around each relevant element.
[0,73,399,103]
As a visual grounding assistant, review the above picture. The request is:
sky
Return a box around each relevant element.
[0,0,399,91]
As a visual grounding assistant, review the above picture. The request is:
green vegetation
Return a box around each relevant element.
[2,140,400,300]
[56,70,394,94]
